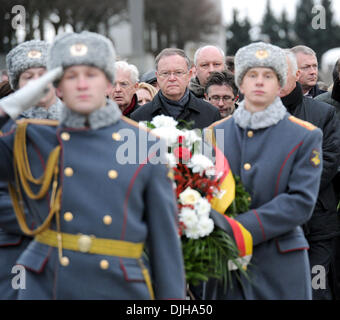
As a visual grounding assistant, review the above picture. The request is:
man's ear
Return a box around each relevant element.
[296,69,301,81]
[204,93,209,101]
[56,87,63,98]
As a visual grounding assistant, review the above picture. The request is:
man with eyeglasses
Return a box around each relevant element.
[189,45,226,99]
[130,48,220,129]
[291,45,326,98]
[204,71,238,118]
[110,61,140,117]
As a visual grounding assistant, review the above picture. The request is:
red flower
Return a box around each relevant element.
[174,146,192,162]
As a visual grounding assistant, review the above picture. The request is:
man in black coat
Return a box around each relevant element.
[130,48,221,129]
[280,50,340,300]
[291,45,326,98]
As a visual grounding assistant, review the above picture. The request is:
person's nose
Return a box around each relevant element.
[76,75,88,89]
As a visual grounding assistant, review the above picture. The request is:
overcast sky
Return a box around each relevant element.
[221,0,340,25]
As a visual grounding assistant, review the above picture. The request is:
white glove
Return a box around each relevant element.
[0,67,63,119]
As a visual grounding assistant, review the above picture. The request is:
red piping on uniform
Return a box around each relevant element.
[121,150,158,240]
[120,263,146,282]
[0,237,23,247]
[252,209,266,241]
[275,141,303,196]
[120,150,158,282]
[275,239,309,253]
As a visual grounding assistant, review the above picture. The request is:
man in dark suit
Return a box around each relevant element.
[130,48,220,129]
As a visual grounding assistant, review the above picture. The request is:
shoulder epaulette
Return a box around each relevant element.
[208,115,232,130]
[288,116,317,131]
[15,118,59,126]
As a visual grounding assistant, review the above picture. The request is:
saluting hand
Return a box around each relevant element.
[0,67,63,119]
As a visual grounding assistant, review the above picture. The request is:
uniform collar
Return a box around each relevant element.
[233,96,287,130]
[60,99,122,130]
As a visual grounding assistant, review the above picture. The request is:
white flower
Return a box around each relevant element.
[179,207,198,229]
[179,187,201,205]
[151,115,178,128]
[197,217,214,237]
[188,154,215,176]
[184,224,201,239]
[181,129,202,147]
[138,121,148,128]
[195,198,211,218]
[151,126,182,146]
[166,152,178,168]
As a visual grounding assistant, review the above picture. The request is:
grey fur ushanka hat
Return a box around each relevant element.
[6,40,49,90]
[47,31,116,85]
[234,42,287,88]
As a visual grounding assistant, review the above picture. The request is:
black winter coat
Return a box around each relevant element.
[281,83,340,240]
[130,91,221,129]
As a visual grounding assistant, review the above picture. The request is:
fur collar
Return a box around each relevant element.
[233,96,287,130]
[21,98,63,120]
[60,99,122,130]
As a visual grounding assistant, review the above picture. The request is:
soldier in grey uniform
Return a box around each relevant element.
[0,31,185,299]
[0,40,62,299]
[206,42,323,299]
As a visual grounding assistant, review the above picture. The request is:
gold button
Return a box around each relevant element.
[61,132,70,141]
[247,131,254,138]
[64,167,74,177]
[100,259,109,270]
[108,170,118,179]
[60,256,70,266]
[112,133,121,141]
[244,163,251,171]
[103,215,112,225]
[64,212,73,222]
[78,235,92,253]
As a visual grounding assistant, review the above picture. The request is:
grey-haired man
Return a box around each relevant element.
[190,45,226,99]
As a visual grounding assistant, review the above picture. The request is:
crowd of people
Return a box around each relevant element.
[0,29,340,300]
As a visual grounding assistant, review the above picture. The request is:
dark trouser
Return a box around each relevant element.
[308,238,336,300]
[329,235,340,300]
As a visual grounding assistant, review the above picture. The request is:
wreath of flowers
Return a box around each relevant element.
[140,115,251,287]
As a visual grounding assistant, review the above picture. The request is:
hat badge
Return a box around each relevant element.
[255,49,269,60]
[27,50,42,59]
[70,43,88,56]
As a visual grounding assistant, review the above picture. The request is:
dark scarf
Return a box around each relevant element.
[123,94,138,117]
[159,88,190,119]
[280,82,303,114]
[331,78,340,103]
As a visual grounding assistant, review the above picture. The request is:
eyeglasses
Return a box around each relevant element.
[158,71,188,79]
[209,95,234,103]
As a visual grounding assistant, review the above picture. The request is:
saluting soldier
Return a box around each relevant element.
[0,40,62,299]
[0,31,185,300]
[205,42,323,299]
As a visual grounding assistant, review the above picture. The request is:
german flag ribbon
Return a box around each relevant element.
[210,145,235,214]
